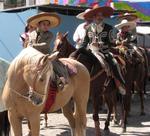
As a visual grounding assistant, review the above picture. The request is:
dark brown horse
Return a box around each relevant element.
[53,32,123,135]
[144,47,150,80]
[0,111,10,136]
[114,44,148,132]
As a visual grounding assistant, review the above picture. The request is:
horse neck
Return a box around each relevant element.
[7,47,44,90]
[65,39,76,56]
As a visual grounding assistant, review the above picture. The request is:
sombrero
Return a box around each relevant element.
[84,5,114,19]
[115,19,136,30]
[119,13,138,21]
[27,12,61,28]
[76,9,92,20]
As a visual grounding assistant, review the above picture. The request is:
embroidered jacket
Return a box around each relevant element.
[116,31,137,45]
[81,23,114,50]
[28,30,53,54]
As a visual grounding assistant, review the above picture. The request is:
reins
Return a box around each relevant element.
[10,58,51,104]
[90,69,105,81]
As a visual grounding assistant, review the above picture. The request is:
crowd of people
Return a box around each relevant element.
[19,5,144,92]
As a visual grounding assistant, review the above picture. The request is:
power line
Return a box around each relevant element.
[16,12,26,26]
[0,39,14,59]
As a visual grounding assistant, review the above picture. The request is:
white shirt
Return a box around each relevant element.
[73,22,89,49]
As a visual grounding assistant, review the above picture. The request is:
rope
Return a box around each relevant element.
[16,13,26,26]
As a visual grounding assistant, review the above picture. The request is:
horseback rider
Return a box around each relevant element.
[27,12,61,54]
[27,12,68,90]
[115,17,144,62]
[71,5,126,94]
[73,8,93,49]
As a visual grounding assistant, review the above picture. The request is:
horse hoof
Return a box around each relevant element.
[121,128,126,133]
[103,129,110,136]
[140,112,146,116]
[113,120,119,125]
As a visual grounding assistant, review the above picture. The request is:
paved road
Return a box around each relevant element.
[22,93,150,136]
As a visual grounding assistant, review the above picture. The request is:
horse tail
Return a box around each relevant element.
[139,47,149,94]
[0,111,10,136]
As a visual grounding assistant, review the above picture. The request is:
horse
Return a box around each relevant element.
[0,58,10,136]
[145,48,150,79]
[114,44,148,132]
[2,46,90,136]
[53,32,125,135]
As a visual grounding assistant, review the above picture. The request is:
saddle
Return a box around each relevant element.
[43,59,77,113]
[52,59,77,90]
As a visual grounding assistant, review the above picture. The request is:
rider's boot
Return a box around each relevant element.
[105,53,126,95]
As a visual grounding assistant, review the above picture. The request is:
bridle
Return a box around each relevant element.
[11,56,52,106]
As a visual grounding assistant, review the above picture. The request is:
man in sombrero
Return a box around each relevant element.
[115,18,144,62]
[71,5,126,94]
[115,19,137,46]
[27,12,61,54]
[73,8,93,49]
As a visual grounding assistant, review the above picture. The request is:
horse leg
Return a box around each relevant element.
[72,86,89,136]
[103,88,117,135]
[8,110,22,136]
[0,111,10,136]
[62,100,75,136]
[92,94,102,136]
[136,82,145,115]
[73,99,87,136]
[112,93,120,125]
[28,114,40,136]
[43,113,48,127]
[120,95,129,133]
[4,111,10,136]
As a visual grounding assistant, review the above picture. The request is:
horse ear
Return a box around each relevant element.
[56,32,60,36]
[48,51,59,61]
[40,55,49,66]
[64,31,69,38]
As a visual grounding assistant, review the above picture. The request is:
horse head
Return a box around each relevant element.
[22,51,58,106]
[53,32,75,58]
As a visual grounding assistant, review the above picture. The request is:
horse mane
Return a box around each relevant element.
[8,47,44,74]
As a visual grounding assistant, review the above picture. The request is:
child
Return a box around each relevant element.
[27,12,61,54]
[115,19,136,47]
[115,19,144,62]
[20,24,36,48]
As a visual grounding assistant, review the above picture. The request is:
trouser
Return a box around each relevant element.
[104,52,125,86]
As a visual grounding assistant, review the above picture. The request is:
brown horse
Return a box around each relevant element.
[145,48,150,78]
[2,47,90,136]
[114,44,148,132]
[53,32,124,136]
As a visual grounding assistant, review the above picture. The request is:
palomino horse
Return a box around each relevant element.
[2,47,90,136]
[0,58,10,136]
[53,32,124,135]
[114,44,148,132]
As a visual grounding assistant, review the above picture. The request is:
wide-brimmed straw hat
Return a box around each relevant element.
[84,5,114,19]
[76,9,92,20]
[115,19,136,30]
[119,13,138,21]
[27,12,61,28]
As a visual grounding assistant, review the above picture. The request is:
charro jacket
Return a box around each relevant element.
[27,30,53,54]
[81,23,114,52]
